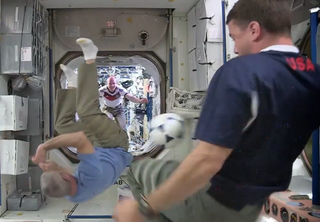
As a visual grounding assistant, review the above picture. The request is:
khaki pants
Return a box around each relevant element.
[54,62,129,150]
[101,104,127,131]
[121,158,262,222]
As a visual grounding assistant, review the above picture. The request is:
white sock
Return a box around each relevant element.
[60,64,78,88]
[76,38,98,61]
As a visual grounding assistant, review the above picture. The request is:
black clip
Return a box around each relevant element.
[19,195,27,208]
[199,15,214,21]
[198,62,214,65]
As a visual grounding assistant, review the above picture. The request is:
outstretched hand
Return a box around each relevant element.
[140,98,148,104]
[32,144,47,164]
[113,199,144,222]
[39,160,59,172]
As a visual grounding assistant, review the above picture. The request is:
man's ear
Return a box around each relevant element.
[62,174,72,180]
[248,21,262,42]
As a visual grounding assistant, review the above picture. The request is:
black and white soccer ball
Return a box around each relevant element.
[149,113,185,147]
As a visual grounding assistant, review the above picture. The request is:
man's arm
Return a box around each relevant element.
[144,62,256,213]
[41,131,94,154]
[39,160,73,174]
[118,85,147,103]
[147,141,231,212]
[99,85,107,92]
[57,165,73,174]
[125,94,145,103]
[33,132,94,165]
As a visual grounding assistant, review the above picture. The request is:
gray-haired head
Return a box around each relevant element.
[40,171,72,198]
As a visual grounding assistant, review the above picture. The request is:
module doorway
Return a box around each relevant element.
[54,51,166,163]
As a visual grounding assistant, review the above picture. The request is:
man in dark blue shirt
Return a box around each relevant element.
[113,0,320,222]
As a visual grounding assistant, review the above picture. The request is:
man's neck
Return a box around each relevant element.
[257,36,294,51]
[69,179,78,197]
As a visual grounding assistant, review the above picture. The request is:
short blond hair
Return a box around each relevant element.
[40,171,72,198]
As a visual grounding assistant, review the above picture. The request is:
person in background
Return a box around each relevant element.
[99,76,148,131]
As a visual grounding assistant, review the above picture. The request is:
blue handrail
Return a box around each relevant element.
[221,0,227,64]
[310,7,320,206]
[67,215,112,219]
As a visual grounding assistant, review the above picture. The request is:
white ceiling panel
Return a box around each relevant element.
[39,0,199,13]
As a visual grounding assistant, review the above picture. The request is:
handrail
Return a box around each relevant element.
[310,7,320,206]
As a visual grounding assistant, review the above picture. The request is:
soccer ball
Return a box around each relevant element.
[149,113,185,147]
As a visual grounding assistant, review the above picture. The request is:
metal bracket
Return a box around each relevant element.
[223,0,229,7]
[291,0,306,11]
[198,59,216,66]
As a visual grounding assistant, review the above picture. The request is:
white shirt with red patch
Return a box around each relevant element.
[99,85,128,108]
